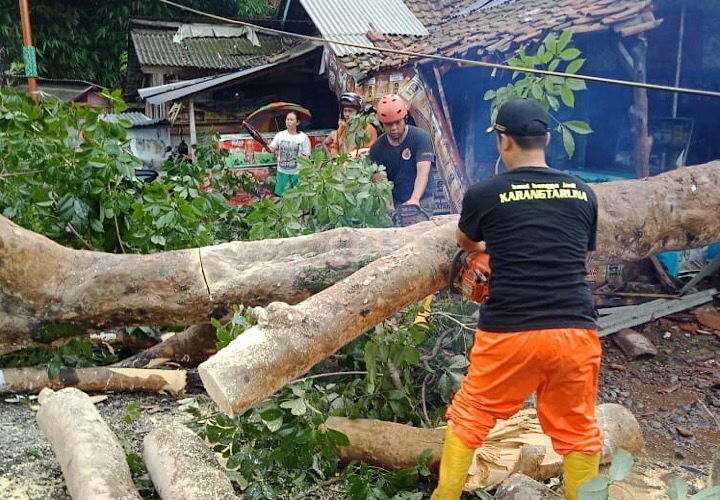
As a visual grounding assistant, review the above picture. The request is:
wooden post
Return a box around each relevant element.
[672,4,686,118]
[629,36,651,179]
[189,98,197,161]
[18,0,38,104]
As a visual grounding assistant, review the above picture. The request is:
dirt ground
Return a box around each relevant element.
[0,303,719,499]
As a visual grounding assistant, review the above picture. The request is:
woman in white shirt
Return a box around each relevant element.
[267,111,311,196]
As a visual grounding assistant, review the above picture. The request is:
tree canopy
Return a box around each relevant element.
[0,0,277,87]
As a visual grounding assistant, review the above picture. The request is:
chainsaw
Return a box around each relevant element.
[449,249,491,304]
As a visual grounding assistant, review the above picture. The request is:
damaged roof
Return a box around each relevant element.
[130,19,288,70]
[379,0,660,68]
[330,0,660,75]
[298,0,427,57]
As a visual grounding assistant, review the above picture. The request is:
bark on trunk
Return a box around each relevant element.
[323,403,641,490]
[199,222,458,415]
[36,387,141,500]
[0,367,186,394]
[1,161,720,356]
[0,218,448,354]
[113,323,217,368]
[143,422,238,500]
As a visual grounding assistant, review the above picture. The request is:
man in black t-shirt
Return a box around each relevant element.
[369,94,435,225]
[432,98,602,500]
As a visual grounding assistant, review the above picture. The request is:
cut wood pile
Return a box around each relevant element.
[36,388,642,499]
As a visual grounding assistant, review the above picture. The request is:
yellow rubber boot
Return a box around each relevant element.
[563,451,601,500]
[431,426,475,500]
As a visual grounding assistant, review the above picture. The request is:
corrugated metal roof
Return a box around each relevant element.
[138,42,320,105]
[298,0,428,56]
[101,112,168,127]
[140,65,276,105]
[131,27,283,70]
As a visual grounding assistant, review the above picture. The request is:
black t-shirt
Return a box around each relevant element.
[369,125,435,204]
[458,167,598,332]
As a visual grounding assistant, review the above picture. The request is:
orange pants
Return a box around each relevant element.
[445,327,603,455]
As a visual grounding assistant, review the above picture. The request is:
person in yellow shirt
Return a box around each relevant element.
[329,92,377,157]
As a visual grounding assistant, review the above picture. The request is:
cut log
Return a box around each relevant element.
[1,161,720,363]
[323,403,642,491]
[0,367,186,395]
[199,222,458,415]
[36,387,141,500]
[113,323,217,368]
[143,422,238,500]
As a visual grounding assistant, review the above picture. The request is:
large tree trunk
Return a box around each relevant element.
[0,218,448,354]
[323,403,642,490]
[1,161,719,359]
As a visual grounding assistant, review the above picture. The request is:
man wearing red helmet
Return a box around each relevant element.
[329,92,377,156]
[369,94,435,222]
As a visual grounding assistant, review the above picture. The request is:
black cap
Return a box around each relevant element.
[486,98,549,136]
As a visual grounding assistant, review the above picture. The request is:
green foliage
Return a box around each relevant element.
[0,338,118,378]
[578,448,720,500]
[484,29,592,159]
[184,297,478,497]
[339,112,381,154]
[239,151,393,240]
[0,87,242,254]
[0,0,277,86]
[213,305,256,350]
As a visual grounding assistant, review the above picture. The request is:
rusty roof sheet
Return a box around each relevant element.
[131,22,285,70]
[372,0,658,70]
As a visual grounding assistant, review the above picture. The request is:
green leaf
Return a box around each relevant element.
[560,86,575,107]
[667,477,688,500]
[560,48,582,61]
[557,29,573,53]
[563,120,593,134]
[543,33,557,55]
[448,355,469,370]
[690,486,720,499]
[280,398,307,416]
[566,78,587,91]
[566,58,585,74]
[576,476,610,500]
[608,449,633,481]
[561,126,576,159]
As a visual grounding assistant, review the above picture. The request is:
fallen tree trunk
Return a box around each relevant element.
[1,161,720,355]
[323,403,642,491]
[112,323,217,368]
[199,221,458,415]
[143,422,238,500]
[0,217,449,354]
[0,367,186,394]
[36,387,141,500]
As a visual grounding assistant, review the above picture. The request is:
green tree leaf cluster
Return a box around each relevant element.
[0,0,277,87]
[0,87,239,254]
[484,29,593,159]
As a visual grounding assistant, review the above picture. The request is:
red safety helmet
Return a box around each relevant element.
[376,94,408,123]
[339,92,362,111]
